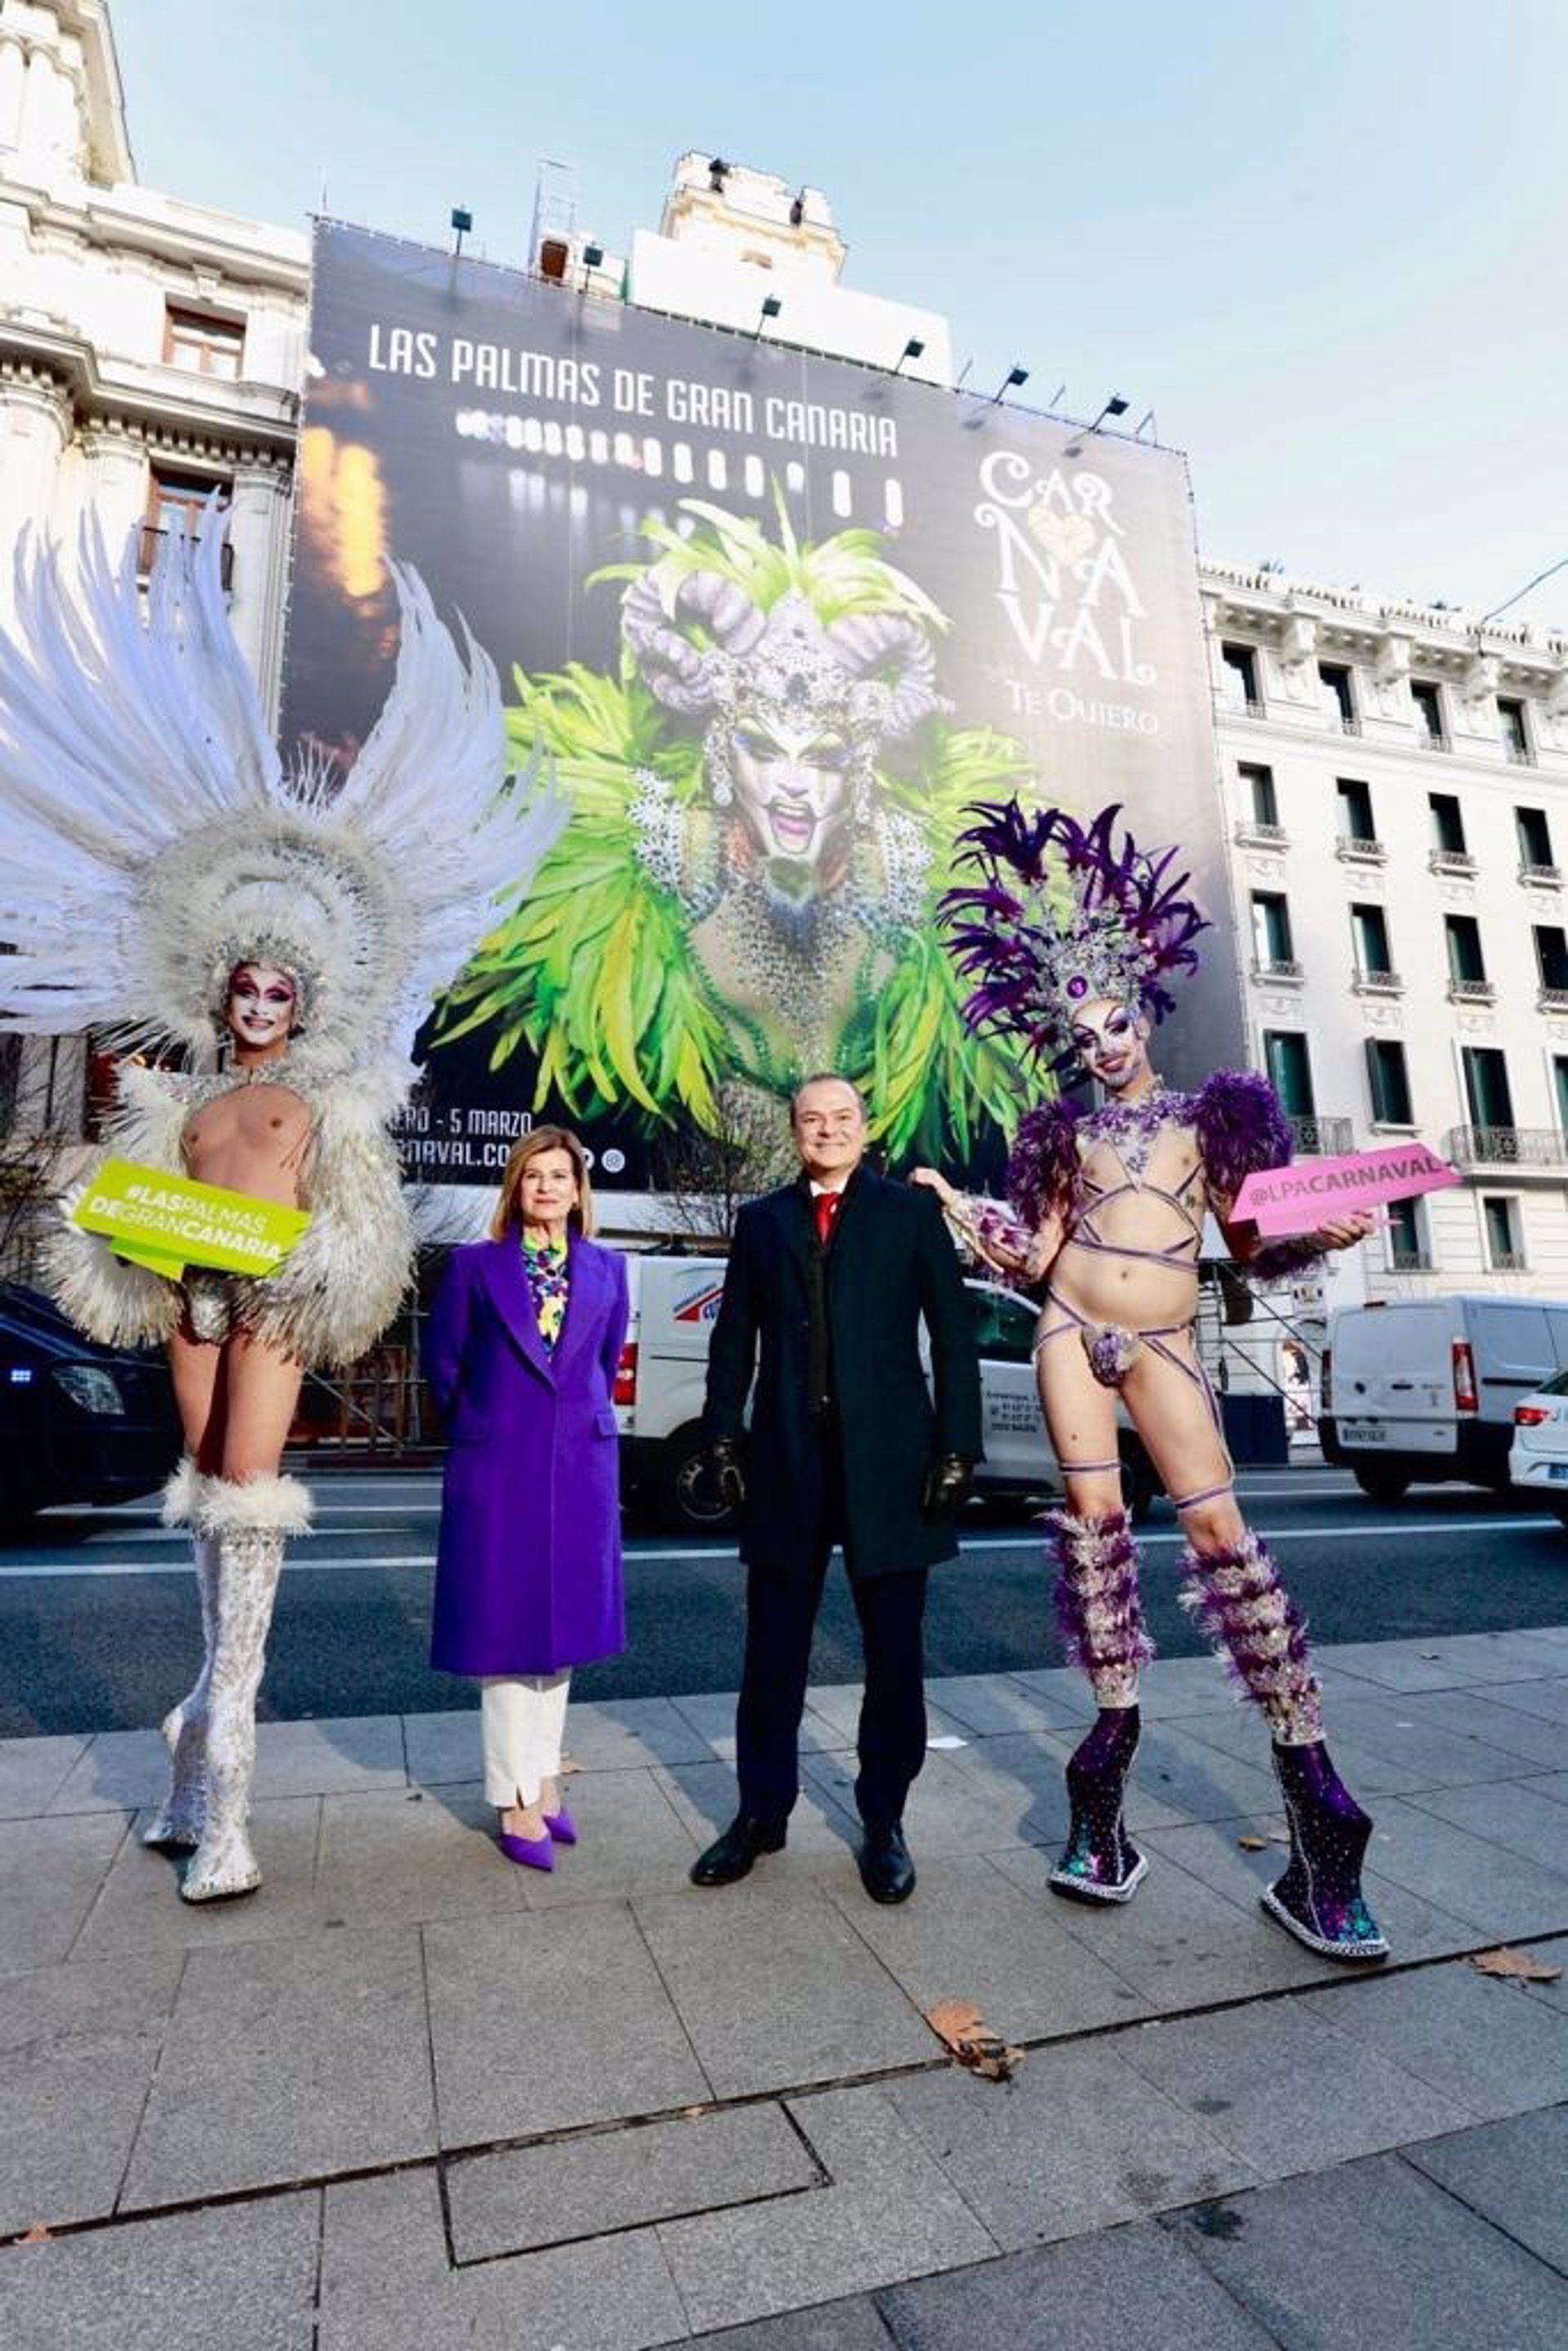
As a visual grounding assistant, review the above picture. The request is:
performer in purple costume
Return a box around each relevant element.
[914,800,1388,1962]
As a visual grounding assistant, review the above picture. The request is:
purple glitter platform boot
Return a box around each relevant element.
[1047,1508,1154,1903]
[1050,1703,1147,1903]
[1178,1533,1388,1961]
[1263,1741,1388,1963]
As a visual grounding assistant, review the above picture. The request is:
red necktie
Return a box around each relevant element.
[814,1191,842,1247]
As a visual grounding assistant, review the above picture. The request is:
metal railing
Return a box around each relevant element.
[1538,989,1568,1014]
[1235,821,1289,848]
[1287,1113,1352,1154]
[1446,977,1495,1003]
[1428,848,1476,875]
[1251,958,1303,984]
[1520,862,1561,887]
[1353,968,1403,995]
[1445,1124,1567,1169]
[1417,730,1452,752]
[1335,835,1385,862]
[1490,1250,1530,1271]
[1505,741,1536,766]
[1390,1249,1435,1272]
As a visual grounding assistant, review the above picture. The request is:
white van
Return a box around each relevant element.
[614,1253,1159,1531]
[1321,1295,1568,1501]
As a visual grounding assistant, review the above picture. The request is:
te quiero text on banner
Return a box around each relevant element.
[72,1159,313,1281]
[1231,1142,1459,1238]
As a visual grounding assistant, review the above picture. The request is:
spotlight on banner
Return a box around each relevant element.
[755,292,782,339]
[892,336,925,376]
[581,240,604,289]
[1089,393,1130,430]
[450,205,472,260]
[991,364,1029,404]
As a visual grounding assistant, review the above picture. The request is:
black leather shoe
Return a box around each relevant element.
[858,1823,916,1904]
[689,1814,787,1887]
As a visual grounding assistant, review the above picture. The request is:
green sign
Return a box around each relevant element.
[73,1159,312,1281]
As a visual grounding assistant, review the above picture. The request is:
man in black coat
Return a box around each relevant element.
[692,1074,982,1903]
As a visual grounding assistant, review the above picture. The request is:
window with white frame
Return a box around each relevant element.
[1481,1195,1524,1270]
[1386,1195,1428,1271]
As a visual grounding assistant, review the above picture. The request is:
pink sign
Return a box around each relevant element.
[1232,1142,1459,1237]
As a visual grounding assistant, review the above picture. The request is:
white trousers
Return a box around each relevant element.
[480,1672,571,1806]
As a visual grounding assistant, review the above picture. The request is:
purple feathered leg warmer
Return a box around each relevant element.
[1048,1507,1154,1708]
[1177,1532,1323,1744]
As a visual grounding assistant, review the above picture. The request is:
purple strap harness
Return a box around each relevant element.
[1035,1117,1234,1511]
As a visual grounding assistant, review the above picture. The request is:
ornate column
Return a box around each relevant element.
[0,362,71,626]
[75,416,149,550]
[0,29,27,155]
[226,453,294,720]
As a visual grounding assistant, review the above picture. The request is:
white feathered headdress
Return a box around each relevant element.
[0,514,564,1074]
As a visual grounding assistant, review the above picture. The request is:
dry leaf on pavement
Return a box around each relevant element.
[925,1998,1022,2082]
[1470,1947,1563,1984]
[20,2223,51,2242]
[1236,1835,1269,1851]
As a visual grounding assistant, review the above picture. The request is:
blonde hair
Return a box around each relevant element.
[488,1125,596,1240]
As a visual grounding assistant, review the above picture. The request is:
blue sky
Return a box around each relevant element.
[115,0,1568,624]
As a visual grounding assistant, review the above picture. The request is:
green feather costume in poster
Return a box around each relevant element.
[430,497,1041,1162]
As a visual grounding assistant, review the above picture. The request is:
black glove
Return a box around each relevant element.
[707,1437,746,1512]
[921,1453,974,1518]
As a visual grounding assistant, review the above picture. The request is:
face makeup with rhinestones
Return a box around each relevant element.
[727,715,856,890]
[225,964,296,1062]
[1068,1000,1152,1096]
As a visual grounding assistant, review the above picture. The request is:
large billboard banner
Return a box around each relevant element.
[282,221,1236,1188]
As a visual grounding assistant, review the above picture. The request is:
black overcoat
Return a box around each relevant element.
[702,1169,982,1580]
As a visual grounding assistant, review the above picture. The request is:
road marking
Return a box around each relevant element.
[0,1514,1559,1578]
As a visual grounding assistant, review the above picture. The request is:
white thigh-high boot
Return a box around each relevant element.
[179,1471,313,1904]
[144,1459,221,1850]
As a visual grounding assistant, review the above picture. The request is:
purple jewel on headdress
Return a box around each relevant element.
[1067,975,1088,1000]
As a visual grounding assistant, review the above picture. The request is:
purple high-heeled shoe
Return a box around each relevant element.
[498,1826,555,1872]
[542,1806,577,1846]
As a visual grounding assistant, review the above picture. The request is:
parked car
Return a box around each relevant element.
[614,1253,1159,1534]
[1321,1295,1568,1502]
[1508,1370,1568,1521]
[0,1283,181,1521]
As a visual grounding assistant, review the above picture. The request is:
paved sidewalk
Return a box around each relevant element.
[3,1627,1568,2348]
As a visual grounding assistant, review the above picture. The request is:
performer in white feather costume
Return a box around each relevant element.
[0,516,562,1901]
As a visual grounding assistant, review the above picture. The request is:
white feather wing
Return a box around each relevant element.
[0,517,281,1031]
[331,563,566,1053]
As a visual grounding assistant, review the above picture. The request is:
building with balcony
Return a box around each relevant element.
[0,0,306,693]
[1208,561,1568,1303]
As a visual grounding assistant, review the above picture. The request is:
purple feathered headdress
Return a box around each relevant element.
[940,799,1211,1071]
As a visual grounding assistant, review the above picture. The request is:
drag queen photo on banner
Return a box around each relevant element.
[915,799,1388,1964]
[0,514,561,1903]
[425,1128,630,1872]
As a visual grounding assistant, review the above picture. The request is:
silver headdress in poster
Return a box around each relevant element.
[621,571,951,822]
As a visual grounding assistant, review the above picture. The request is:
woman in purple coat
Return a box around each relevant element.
[426,1127,630,1871]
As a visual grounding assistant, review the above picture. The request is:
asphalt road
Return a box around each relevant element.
[2,1464,1566,1737]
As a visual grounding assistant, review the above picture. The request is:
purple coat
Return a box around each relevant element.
[426,1235,630,1677]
